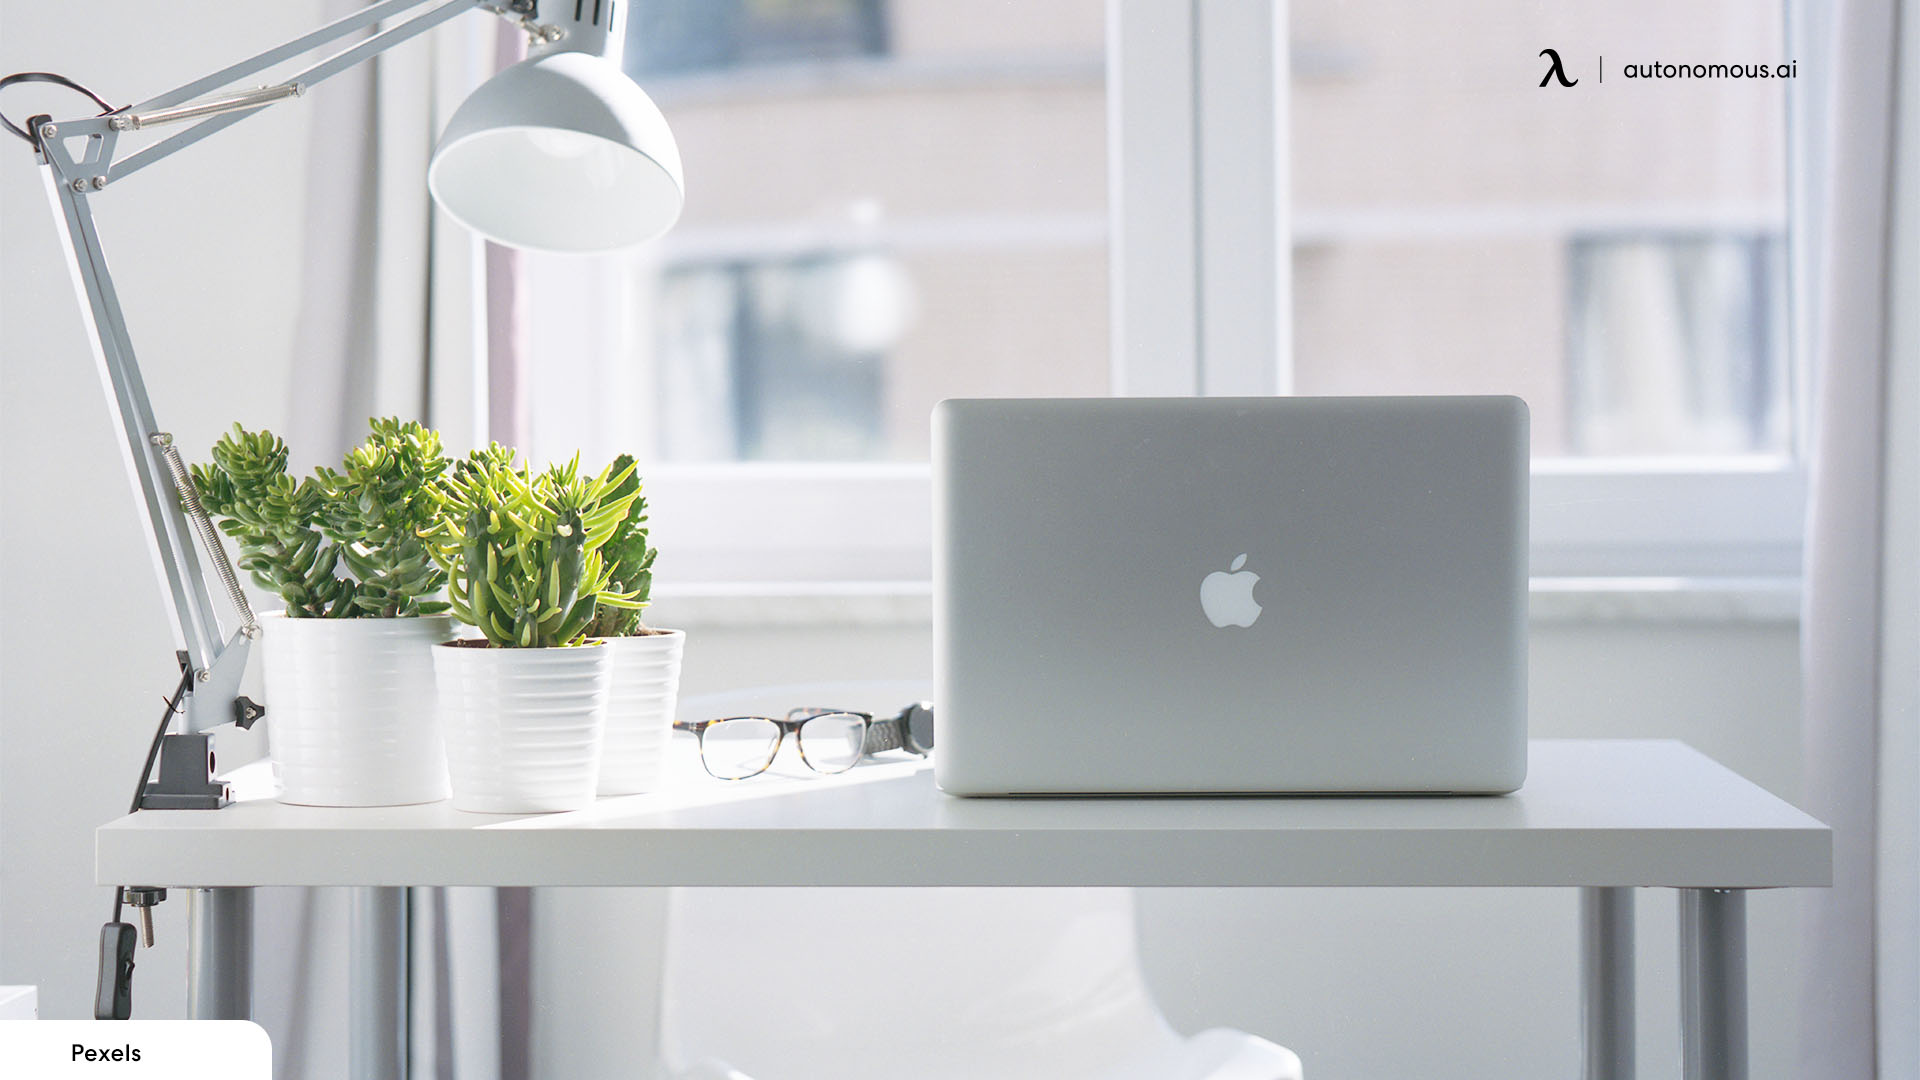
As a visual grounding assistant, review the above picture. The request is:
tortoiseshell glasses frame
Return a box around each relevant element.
[673,707,873,780]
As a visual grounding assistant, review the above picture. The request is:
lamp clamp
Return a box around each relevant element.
[135,653,232,811]
[140,732,229,810]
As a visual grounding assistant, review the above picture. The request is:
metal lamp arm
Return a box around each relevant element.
[102,0,500,183]
[22,0,530,732]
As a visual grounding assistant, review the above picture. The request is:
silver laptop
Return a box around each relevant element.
[933,396,1529,796]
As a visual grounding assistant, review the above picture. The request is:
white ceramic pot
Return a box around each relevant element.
[259,612,455,807]
[597,630,686,795]
[433,641,611,813]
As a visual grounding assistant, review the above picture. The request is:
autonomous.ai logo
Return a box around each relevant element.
[1537,48,1798,87]
[1539,48,1577,87]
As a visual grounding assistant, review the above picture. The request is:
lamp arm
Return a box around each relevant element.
[132,0,496,116]
[33,160,245,734]
[107,0,499,183]
[21,0,528,732]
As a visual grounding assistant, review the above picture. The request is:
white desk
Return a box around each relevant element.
[98,739,1829,1080]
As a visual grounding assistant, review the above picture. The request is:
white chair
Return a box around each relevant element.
[0,986,36,1019]
[656,685,1302,1080]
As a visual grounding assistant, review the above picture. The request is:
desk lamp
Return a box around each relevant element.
[3,0,681,806]
[2,0,681,1020]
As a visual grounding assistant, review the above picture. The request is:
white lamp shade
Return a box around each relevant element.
[429,51,684,254]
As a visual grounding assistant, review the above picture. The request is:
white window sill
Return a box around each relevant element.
[1527,577,1801,624]
[648,582,935,630]
[649,577,1802,630]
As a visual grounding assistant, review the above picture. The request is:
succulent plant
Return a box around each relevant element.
[314,418,451,617]
[424,447,643,648]
[193,425,350,618]
[584,453,656,638]
[192,419,451,618]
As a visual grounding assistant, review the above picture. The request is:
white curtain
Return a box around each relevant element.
[1798,0,1918,1076]
[1869,0,1920,1068]
[282,0,490,467]
[261,5,508,1078]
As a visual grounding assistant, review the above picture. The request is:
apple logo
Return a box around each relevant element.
[1200,554,1262,628]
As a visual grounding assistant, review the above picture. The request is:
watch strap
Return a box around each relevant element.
[862,716,906,755]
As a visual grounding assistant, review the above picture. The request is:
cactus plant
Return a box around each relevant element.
[584,453,657,638]
[192,419,451,618]
[424,447,644,648]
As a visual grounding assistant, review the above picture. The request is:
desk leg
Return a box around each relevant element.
[1580,886,1635,1080]
[350,887,409,1080]
[1679,888,1747,1080]
[187,888,252,1020]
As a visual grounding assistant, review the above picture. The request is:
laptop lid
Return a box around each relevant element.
[933,396,1529,795]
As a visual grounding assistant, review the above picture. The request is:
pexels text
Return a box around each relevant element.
[73,1043,142,1062]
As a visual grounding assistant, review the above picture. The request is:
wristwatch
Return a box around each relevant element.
[862,701,935,757]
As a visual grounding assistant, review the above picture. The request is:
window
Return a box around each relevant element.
[527,0,1109,477]
[525,1,1809,586]
[627,0,890,77]
[1566,234,1789,457]
[655,254,907,460]
[1287,1,1794,460]
[1282,1,1806,577]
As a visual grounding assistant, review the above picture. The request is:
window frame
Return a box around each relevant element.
[552,0,1809,590]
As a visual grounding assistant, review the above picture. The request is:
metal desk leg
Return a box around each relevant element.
[350,886,409,1080]
[188,888,252,1019]
[1680,888,1747,1080]
[1581,887,1635,1080]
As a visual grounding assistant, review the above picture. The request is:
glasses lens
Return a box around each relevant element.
[797,713,867,774]
[700,718,781,779]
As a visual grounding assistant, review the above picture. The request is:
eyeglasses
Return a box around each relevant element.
[674,703,934,781]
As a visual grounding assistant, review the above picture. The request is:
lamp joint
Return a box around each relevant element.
[479,1,564,47]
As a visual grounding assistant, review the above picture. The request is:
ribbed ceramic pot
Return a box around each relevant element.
[597,630,686,796]
[433,640,611,813]
[259,612,455,807]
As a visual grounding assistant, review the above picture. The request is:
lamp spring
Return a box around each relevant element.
[152,433,259,637]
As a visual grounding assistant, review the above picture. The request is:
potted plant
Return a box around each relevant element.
[424,448,642,813]
[583,454,685,796]
[193,418,455,806]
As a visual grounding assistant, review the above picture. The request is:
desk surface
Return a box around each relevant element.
[97,739,1830,889]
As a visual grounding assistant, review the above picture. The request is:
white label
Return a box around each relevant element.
[0,1022,270,1077]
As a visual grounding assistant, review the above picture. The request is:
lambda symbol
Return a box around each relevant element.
[1539,49,1578,88]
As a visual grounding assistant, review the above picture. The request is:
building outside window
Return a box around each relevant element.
[525,0,1803,581]
[1566,233,1788,456]
[627,0,890,76]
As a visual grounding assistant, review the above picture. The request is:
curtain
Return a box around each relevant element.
[282,0,489,468]
[262,4,507,1078]
[1798,0,1912,1076]
[1869,0,1920,1069]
